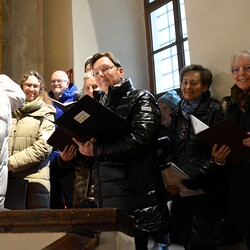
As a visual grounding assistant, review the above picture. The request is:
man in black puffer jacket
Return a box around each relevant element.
[72,52,169,250]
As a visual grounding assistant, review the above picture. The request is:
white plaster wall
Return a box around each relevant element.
[185,0,250,101]
[71,0,149,91]
[71,0,99,89]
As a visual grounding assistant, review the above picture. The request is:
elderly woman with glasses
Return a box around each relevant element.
[212,50,250,248]
[164,64,227,250]
[7,71,56,209]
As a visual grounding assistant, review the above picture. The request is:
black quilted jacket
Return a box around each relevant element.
[171,91,225,190]
[91,78,162,213]
[221,96,250,245]
[169,91,228,248]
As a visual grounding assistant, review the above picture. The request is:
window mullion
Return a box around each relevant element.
[144,0,189,95]
[173,0,185,70]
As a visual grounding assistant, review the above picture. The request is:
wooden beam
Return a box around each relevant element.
[0,208,135,237]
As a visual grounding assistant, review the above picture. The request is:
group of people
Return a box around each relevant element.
[0,49,250,250]
[160,50,250,250]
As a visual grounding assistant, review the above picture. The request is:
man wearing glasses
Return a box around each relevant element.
[73,52,168,249]
[48,70,78,209]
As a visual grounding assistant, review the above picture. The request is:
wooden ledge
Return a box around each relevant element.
[0,208,135,237]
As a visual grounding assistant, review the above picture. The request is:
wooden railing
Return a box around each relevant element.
[0,208,135,250]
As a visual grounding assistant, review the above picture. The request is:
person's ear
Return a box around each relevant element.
[203,85,209,93]
[118,67,125,78]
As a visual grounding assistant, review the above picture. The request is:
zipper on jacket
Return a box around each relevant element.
[10,118,19,156]
[184,121,189,174]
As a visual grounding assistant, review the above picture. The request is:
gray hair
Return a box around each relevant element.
[230,49,250,71]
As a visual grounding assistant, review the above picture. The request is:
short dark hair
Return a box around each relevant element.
[90,52,122,68]
[84,56,92,72]
[180,64,213,88]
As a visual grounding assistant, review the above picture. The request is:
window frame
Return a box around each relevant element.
[144,0,188,95]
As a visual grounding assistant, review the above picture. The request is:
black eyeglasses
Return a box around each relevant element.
[50,79,68,84]
[92,65,116,78]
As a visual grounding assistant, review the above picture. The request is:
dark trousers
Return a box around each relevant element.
[50,154,74,209]
[134,230,148,250]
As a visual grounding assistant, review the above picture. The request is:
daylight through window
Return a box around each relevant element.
[145,0,190,95]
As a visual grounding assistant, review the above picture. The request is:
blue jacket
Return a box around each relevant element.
[49,83,78,119]
[49,82,78,161]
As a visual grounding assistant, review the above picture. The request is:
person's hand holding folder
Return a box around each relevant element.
[161,162,204,197]
[162,168,186,186]
[73,137,96,157]
[60,144,77,162]
[243,132,250,147]
[163,171,182,196]
[190,114,250,163]
[212,144,231,165]
[212,131,250,165]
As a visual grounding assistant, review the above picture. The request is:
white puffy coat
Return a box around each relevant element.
[0,75,25,208]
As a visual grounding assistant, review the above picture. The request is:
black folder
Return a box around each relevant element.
[191,116,250,163]
[47,127,77,151]
[47,95,133,151]
[51,98,76,112]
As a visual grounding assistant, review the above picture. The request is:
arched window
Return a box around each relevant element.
[144,0,190,95]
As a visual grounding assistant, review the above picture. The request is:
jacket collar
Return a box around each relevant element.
[101,78,135,107]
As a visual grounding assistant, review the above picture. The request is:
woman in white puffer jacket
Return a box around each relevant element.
[0,75,25,208]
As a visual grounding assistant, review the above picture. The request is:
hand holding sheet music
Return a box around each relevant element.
[47,95,133,151]
[190,115,250,163]
[161,162,204,197]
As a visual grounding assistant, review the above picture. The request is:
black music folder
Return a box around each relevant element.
[51,98,76,112]
[190,115,250,163]
[47,127,77,151]
[47,95,133,151]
